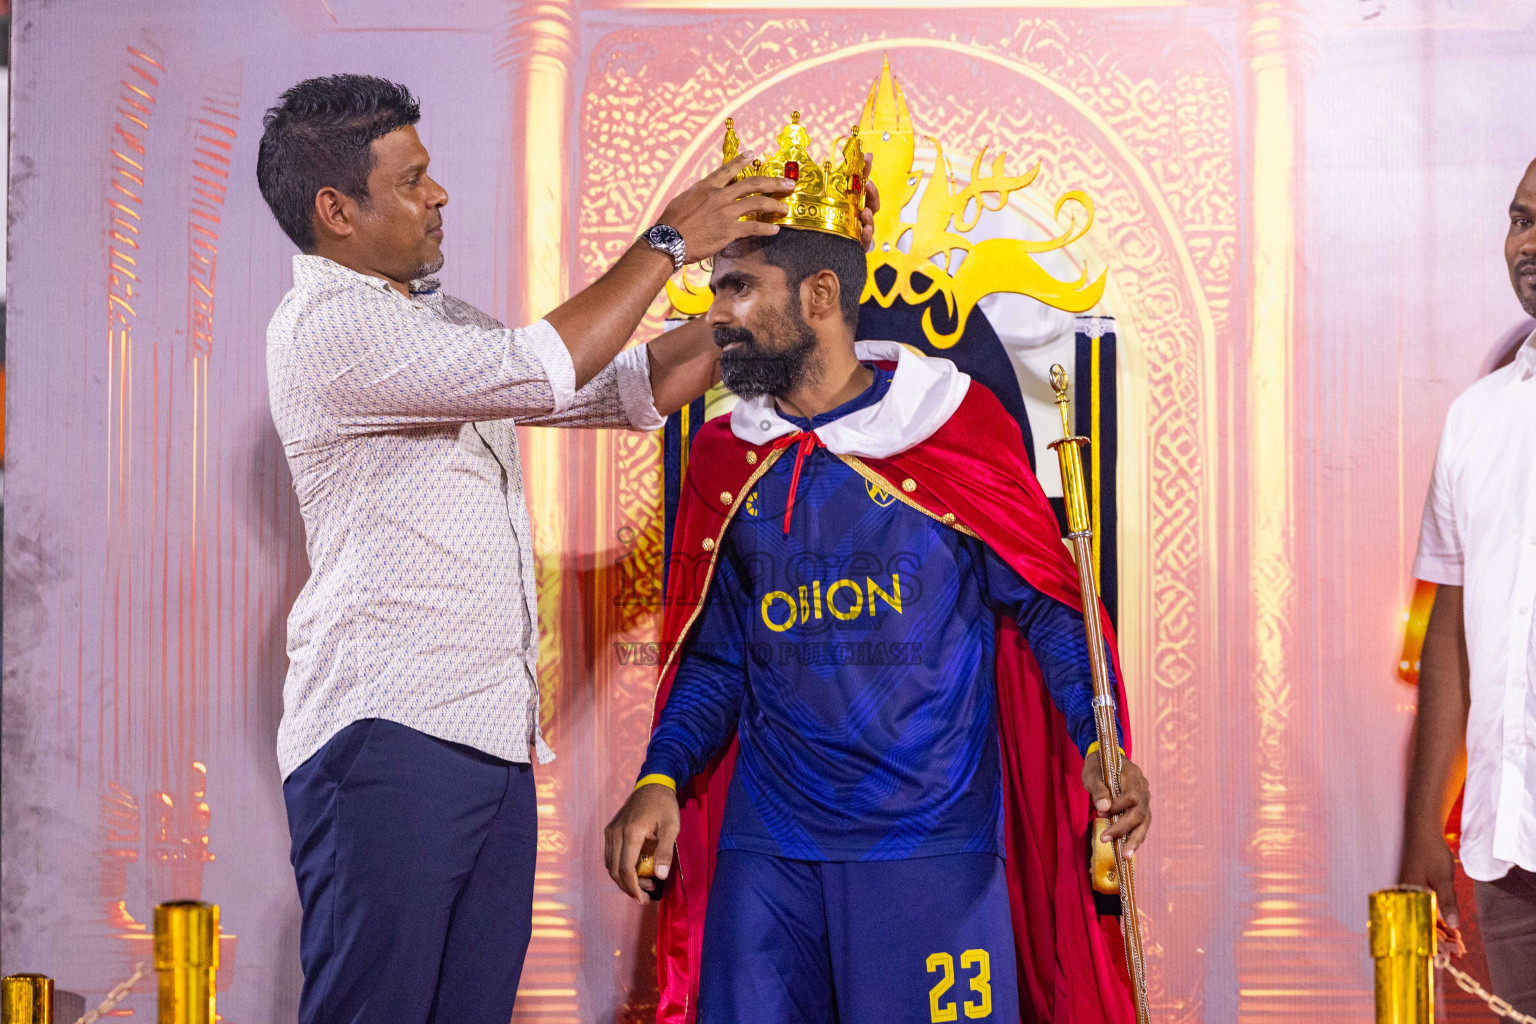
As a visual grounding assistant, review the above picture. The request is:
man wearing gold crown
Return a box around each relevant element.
[604,112,1151,1024]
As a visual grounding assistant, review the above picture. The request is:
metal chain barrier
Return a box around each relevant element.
[70,961,148,1024]
[1434,952,1536,1024]
[23,914,1533,1024]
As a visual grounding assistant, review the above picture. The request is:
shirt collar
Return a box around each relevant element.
[291,254,441,297]
[1514,329,1536,381]
[730,340,971,458]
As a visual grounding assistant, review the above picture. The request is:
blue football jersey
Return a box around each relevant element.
[641,366,1110,862]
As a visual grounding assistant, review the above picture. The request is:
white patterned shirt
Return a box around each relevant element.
[269,255,663,778]
[1413,330,1536,881]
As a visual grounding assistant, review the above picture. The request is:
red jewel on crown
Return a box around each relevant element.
[850,173,862,196]
[784,161,800,181]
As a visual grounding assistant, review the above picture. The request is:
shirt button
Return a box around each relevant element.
[702,538,715,552]
[720,491,734,505]
[1521,606,1532,616]
[901,478,917,493]
[746,451,758,465]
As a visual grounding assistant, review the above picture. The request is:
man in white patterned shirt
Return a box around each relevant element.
[257,75,876,1024]
[1399,158,1536,1014]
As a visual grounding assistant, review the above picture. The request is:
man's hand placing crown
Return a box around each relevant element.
[857,154,881,249]
[658,152,882,263]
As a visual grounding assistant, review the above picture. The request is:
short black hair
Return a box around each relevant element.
[722,228,867,329]
[257,74,421,252]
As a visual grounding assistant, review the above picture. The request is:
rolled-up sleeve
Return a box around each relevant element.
[615,344,667,430]
[520,318,578,414]
[519,341,665,431]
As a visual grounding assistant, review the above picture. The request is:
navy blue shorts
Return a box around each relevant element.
[699,850,1020,1024]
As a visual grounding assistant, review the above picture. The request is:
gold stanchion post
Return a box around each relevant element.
[154,901,218,1024]
[1,975,53,1024]
[1369,886,1435,1024]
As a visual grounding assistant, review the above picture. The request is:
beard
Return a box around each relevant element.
[1517,260,1536,318]
[416,251,445,278]
[716,306,820,399]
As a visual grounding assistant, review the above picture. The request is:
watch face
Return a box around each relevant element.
[646,225,685,268]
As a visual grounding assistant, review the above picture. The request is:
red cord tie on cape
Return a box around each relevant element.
[770,430,823,535]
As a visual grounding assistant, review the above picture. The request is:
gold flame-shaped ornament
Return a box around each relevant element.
[667,56,1106,347]
[858,56,1105,346]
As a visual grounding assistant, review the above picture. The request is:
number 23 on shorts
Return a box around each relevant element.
[926,949,992,1021]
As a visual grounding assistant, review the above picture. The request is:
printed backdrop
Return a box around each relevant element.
[3,1,1534,1022]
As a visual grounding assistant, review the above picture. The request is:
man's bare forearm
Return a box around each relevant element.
[646,318,720,417]
[1402,584,1471,841]
[545,243,675,391]
[543,155,791,392]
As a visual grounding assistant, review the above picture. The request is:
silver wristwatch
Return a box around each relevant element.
[641,223,687,271]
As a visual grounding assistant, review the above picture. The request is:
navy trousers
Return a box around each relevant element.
[283,718,538,1024]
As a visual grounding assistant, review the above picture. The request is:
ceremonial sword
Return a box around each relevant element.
[1047,364,1152,1024]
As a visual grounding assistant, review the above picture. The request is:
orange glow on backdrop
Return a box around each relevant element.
[1398,579,1437,686]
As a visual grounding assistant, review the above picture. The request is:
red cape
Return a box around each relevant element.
[651,377,1135,1023]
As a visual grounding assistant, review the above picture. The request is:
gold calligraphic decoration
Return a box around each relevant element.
[666,56,1106,347]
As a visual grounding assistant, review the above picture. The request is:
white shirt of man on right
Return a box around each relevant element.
[1413,330,1536,883]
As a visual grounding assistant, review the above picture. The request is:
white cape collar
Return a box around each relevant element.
[729,340,971,459]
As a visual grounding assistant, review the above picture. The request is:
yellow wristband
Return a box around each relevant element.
[1085,741,1125,759]
[635,773,677,792]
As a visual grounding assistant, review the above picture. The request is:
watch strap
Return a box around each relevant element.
[643,224,686,272]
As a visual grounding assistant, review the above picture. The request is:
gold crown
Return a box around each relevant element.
[724,111,865,243]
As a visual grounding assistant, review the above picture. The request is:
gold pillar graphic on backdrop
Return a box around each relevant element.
[505,2,582,1022]
[1237,2,1369,1019]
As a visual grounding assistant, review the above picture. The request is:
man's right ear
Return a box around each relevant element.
[313,187,354,243]
[803,268,842,324]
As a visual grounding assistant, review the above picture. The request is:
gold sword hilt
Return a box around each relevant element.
[1050,363,1073,438]
[1047,365,1094,539]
